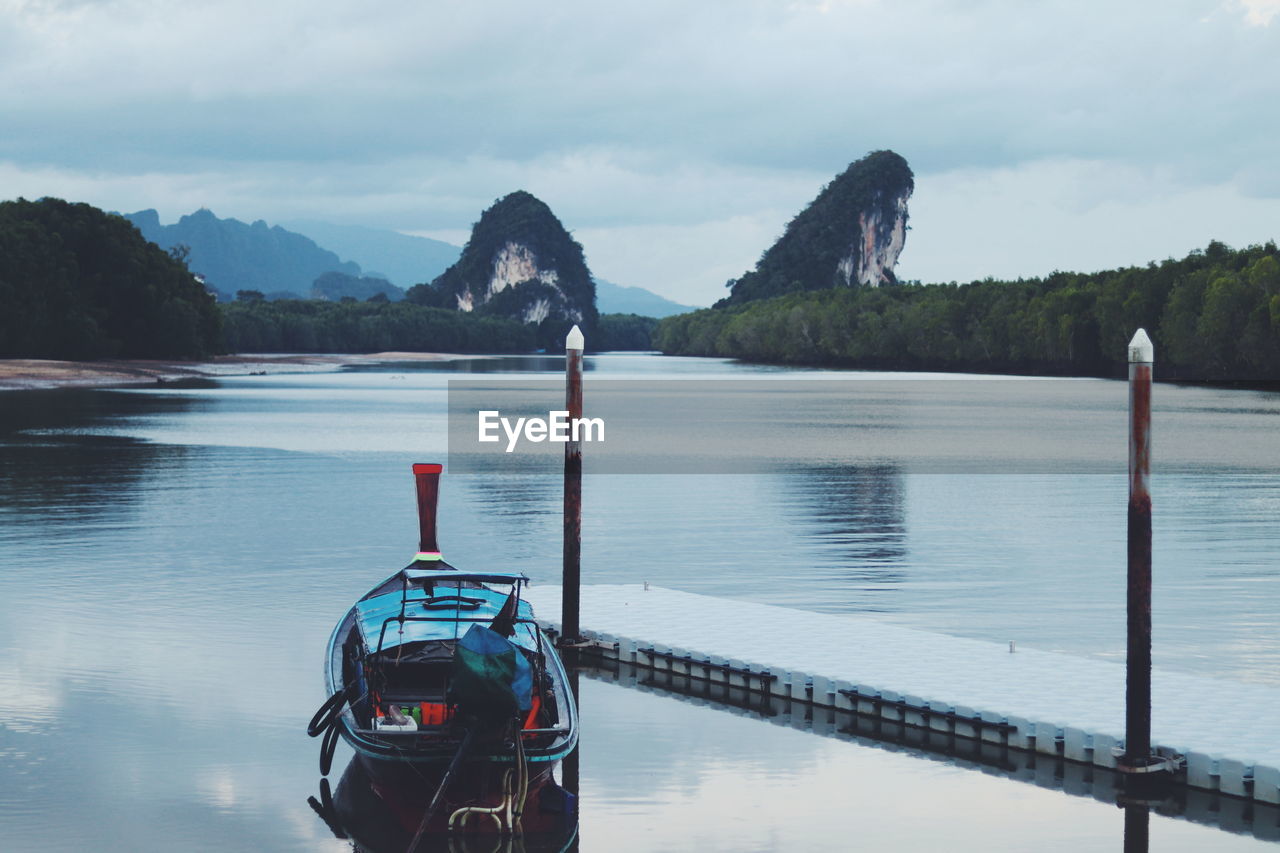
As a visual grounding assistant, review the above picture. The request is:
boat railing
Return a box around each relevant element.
[359,725,572,738]
[373,614,544,657]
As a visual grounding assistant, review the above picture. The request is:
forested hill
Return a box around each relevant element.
[721,150,914,306]
[124,208,359,299]
[407,191,598,348]
[0,198,220,359]
[656,241,1280,381]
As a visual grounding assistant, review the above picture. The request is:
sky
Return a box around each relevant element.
[3,0,1279,307]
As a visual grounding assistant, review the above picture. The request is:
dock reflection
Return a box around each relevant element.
[578,658,1280,847]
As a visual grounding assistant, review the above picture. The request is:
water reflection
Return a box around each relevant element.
[344,356,586,375]
[313,758,578,853]
[0,389,207,542]
[0,385,211,437]
[780,465,907,608]
[5,356,1280,851]
[577,661,1280,851]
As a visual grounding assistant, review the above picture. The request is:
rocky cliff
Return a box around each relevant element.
[720,150,914,306]
[422,191,597,335]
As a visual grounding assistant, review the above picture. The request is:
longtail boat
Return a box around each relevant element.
[307,463,578,840]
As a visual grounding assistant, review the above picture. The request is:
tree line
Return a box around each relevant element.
[0,198,221,359]
[222,296,657,354]
[655,241,1280,380]
[221,297,536,353]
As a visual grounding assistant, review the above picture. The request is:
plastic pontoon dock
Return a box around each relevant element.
[525,584,1280,806]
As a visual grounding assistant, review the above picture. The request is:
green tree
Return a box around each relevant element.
[657,240,1280,380]
[0,198,220,359]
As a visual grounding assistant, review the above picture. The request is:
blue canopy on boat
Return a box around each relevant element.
[354,578,538,654]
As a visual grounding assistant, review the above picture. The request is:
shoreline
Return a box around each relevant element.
[0,352,490,392]
[8,353,1275,394]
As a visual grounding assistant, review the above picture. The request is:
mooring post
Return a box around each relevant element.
[562,324,585,647]
[1122,328,1154,771]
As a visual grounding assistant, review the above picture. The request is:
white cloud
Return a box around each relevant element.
[901,159,1280,284]
[579,215,789,307]
[1,1,1278,300]
[1238,0,1280,25]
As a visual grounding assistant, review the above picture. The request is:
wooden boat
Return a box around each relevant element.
[308,463,578,839]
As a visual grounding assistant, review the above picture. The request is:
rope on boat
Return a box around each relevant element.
[308,686,359,778]
[319,721,341,776]
[446,723,530,836]
[407,725,476,853]
[307,686,350,738]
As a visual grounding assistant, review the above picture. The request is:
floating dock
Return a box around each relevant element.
[525,584,1280,806]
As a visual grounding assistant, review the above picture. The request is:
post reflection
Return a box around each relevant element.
[1123,803,1149,853]
[1118,772,1174,853]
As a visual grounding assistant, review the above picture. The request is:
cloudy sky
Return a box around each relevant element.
[3,0,1279,306]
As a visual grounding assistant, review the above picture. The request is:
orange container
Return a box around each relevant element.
[420,702,452,726]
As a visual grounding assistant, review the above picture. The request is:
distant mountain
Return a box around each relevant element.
[311,271,404,302]
[123,208,358,297]
[721,150,915,306]
[594,278,698,318]
[287,218,696,317]
[124,207,692,320]
[282,220,462,288]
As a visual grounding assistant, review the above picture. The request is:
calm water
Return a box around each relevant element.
[2,353,1278,850]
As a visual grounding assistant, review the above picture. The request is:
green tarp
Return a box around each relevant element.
[449,624,533,722]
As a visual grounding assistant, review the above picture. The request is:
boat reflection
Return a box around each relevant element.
[310,757,578,853]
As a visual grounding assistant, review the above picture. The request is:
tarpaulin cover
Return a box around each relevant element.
[449,624,533,721]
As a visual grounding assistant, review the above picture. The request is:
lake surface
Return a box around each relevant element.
[2,353,1278,850]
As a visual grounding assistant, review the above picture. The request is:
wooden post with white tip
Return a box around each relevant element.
[1121,328,1157,775]
[562,324,585,647]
